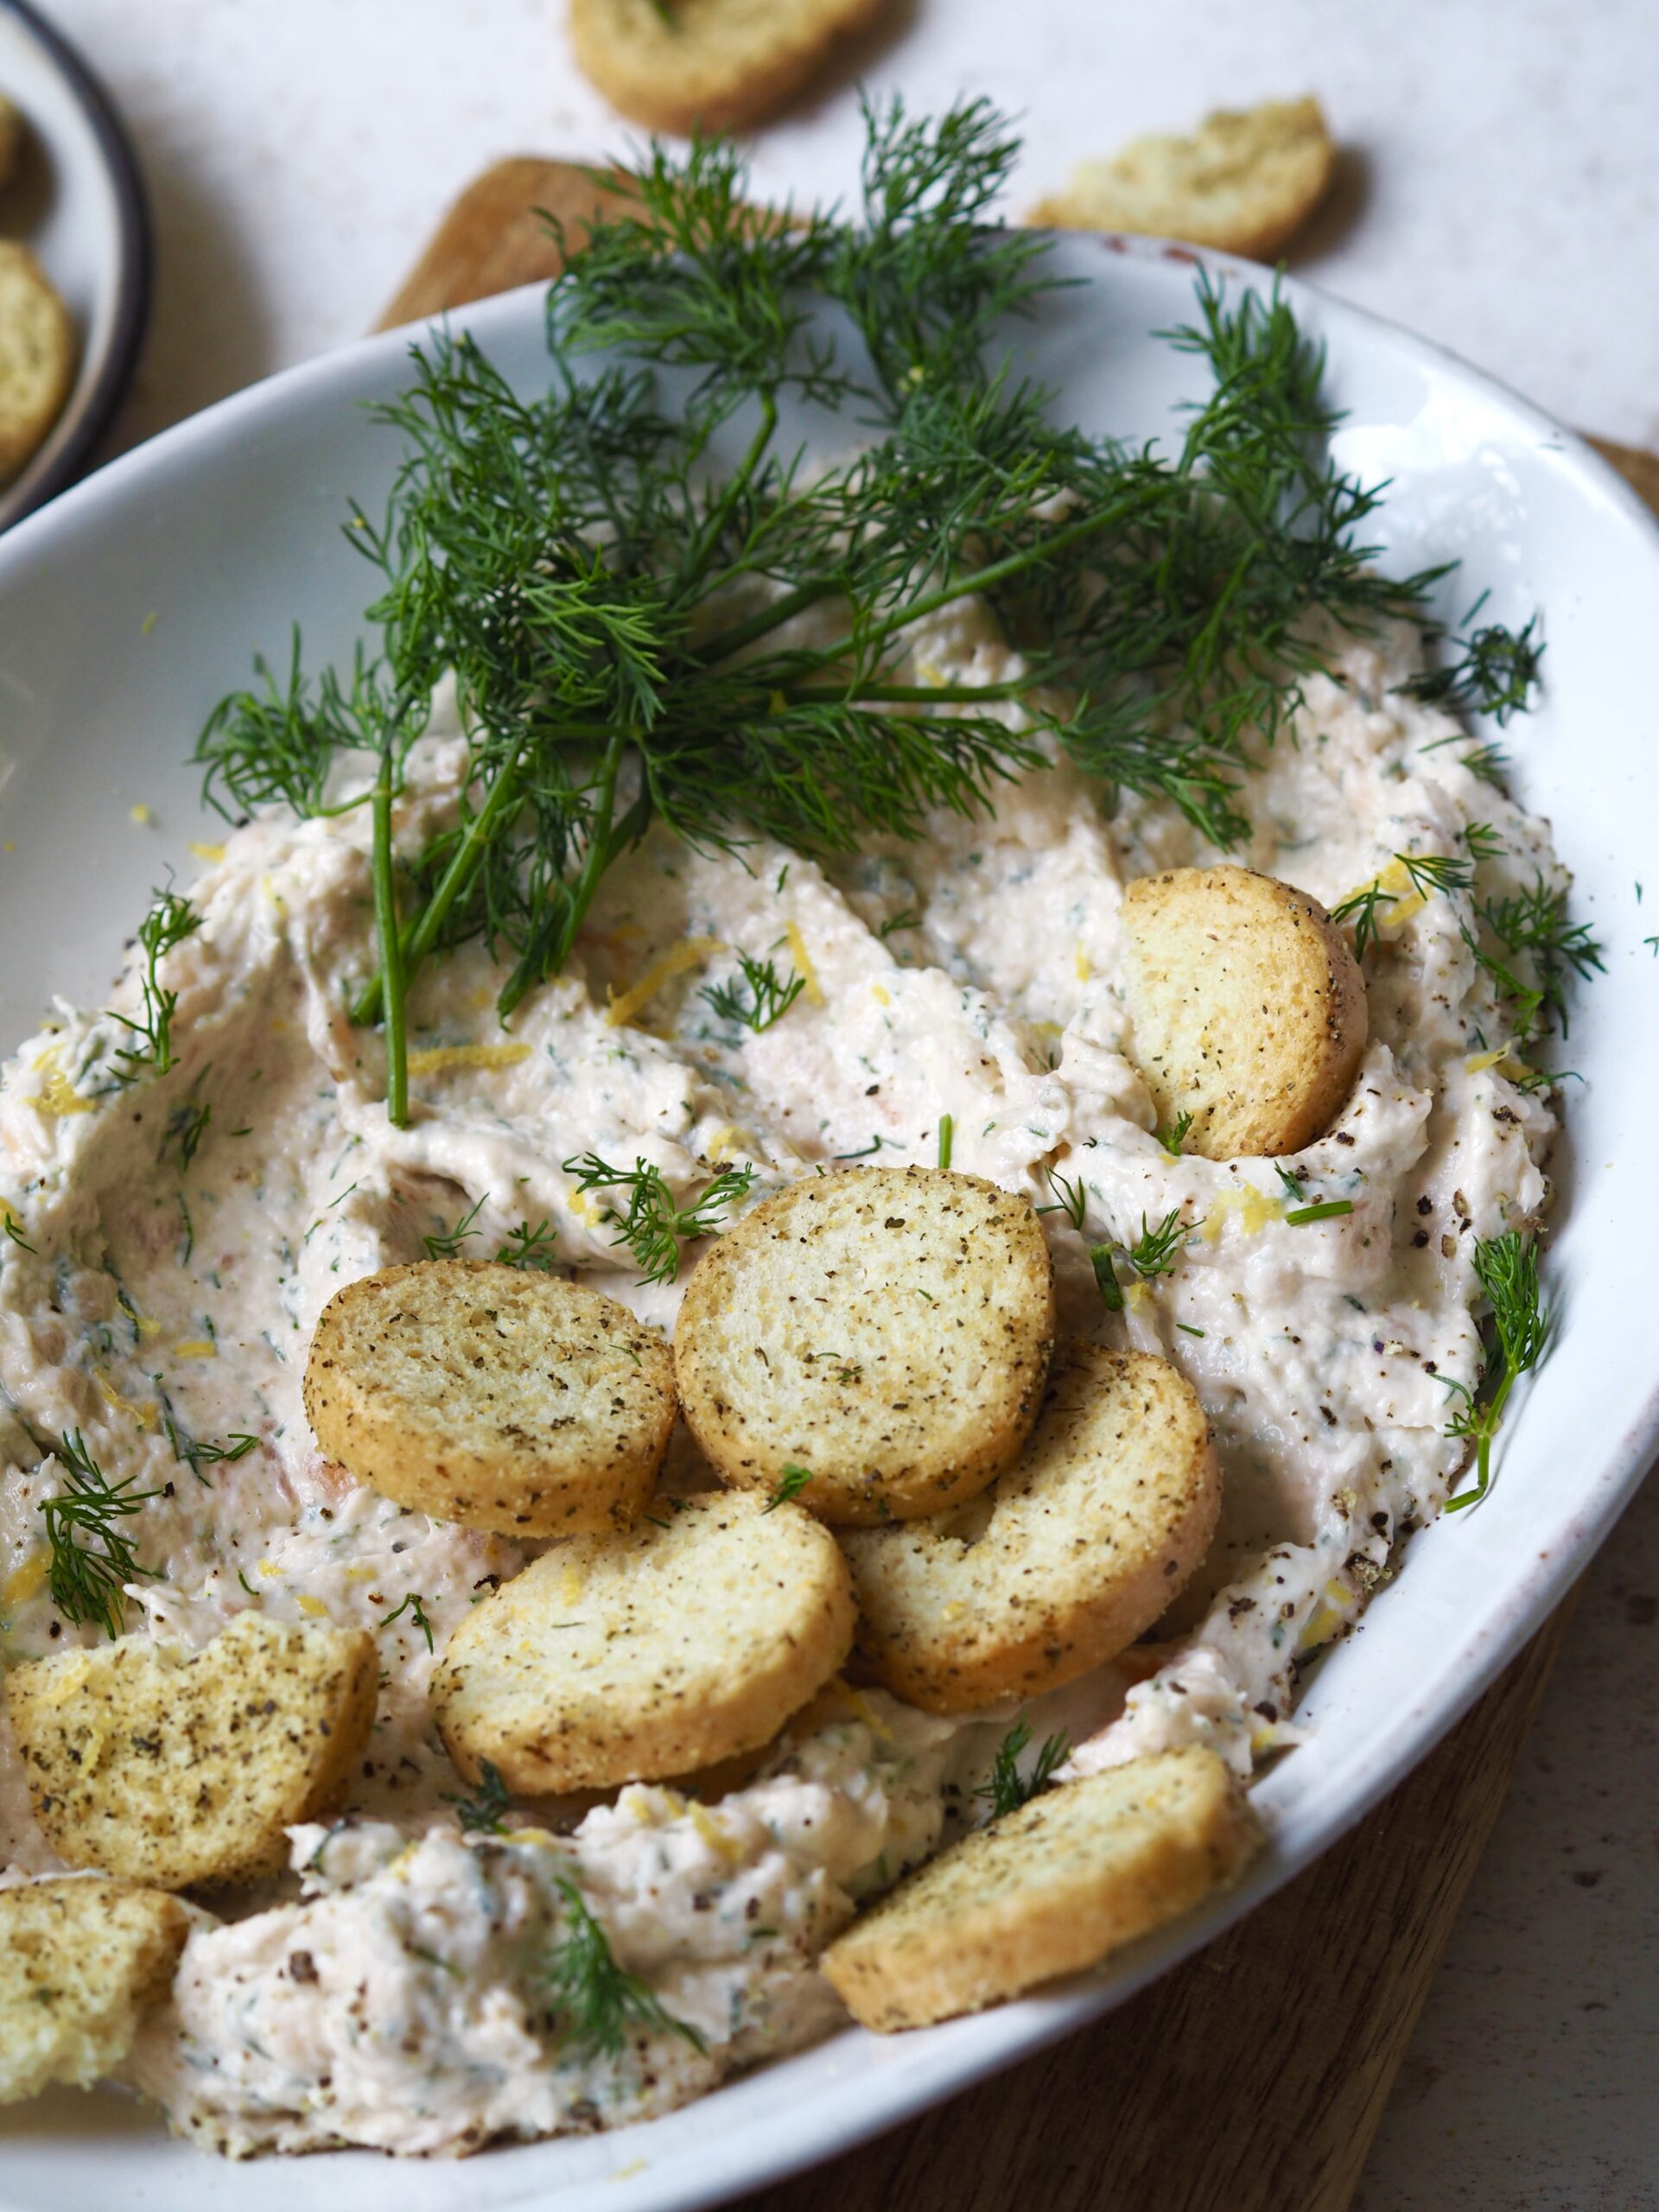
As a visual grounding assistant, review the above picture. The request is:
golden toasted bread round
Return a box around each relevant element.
[304,1259,676,1535]
[432,1489,855,1792]
[1027,97,1334,262]
[673,1166,1056,1526]
[0,1878,190,2104]
[843,1343,1218,1713]
[820,1747,1262,2030]
[569,0,890,137]
[1120,863,1366,1160]
[5,1612,378,1889]
[0,242,75,488]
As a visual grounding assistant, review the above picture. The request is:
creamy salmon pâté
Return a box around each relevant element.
[0,589,1569,2153]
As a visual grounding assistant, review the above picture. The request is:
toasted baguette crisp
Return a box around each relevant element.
[1028,97,1333,261]
[820,1748,1262,2030]
[304,1259,675,1535]
[569,0,889,137]
[674,1166,1055,1526]
[1120,864,1366,1160]
[6,1612,378,1889]
[0,1877,189,2102]
[843,1344,1218,1713]
[433,1490,854,1791]
[0,243,75,488]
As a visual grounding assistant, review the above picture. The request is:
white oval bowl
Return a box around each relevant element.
[0,236,1656,2212]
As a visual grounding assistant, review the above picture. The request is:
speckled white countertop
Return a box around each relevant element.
[22,3,1659,2205]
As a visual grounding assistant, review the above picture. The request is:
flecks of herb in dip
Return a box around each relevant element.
[0,101,1591,2158]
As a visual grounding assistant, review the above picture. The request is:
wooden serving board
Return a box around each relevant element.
[379,163,1654,2212]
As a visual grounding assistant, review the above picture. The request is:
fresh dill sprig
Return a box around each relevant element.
[1461,821,1506,863]
[1157,1111,1194,1158]
[876,906,923,940]
[1510,1063,1580,1096]
[1330,851,1472,960]
[543,1871,705,2062]
[1459,741,1511,789]
[424,1192,486,1261]
[765,1464,815,1512]
[1397,852,1476,896]
[497,1217,560,1269]
[1477,877,1605,1038]
[1037,1166,1087,1232]
[563,1154,754,1283]
[423,1195,559,1269]
[1401,600,1543,726]
[109,887,200,1084]
[446,1757,512,1834]
[163,1417,257,1486]
[1443,1230,1548,1511]
[198,101,1476,1128]
[40,1431,163,1639]
[937,1114,955,1171]
[700,951,806,1033]
[162,1097,212,1168]
[381,1591,435,1651]
[1274,1163,1306,1204]
[1124,1207,1190,1280]
[976,1719,1071,1819]
[3,1212,35,1255]
[1332,880,1397,962]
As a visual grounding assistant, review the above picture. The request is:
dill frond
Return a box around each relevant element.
[40,1431,162,1639]
[543,1871,705,2061]
[765,1465,814,1512]
[976,1719,1071,1819]
[700,951,805,1033]
[1443,1230,1548,1511]
[563,1154,754,1283]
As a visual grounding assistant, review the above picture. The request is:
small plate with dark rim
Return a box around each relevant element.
[0,0,149,531]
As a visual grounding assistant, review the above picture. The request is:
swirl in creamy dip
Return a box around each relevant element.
[0,599,1561,2152]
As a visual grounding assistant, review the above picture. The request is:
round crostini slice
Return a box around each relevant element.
[0,1878,191,2104]
[819,1746,1262,2031]
[1120,863,1367,1159]
[4,1612,378,1889]
[432,1489,855,1793]
[673,1166,1056,1526]
[303,1259,676,1536]
[568,0,892,139]
[842,1343,1218,1713]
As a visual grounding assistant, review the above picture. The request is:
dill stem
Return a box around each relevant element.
[498,728,628,1019]
[696,480,1149,673]
[352,750,525,1026]
[678,390,778,597]
[857,488,1154,655]
[371,741,408,1128]
[693,575,849,664]
[779,680,1027,708]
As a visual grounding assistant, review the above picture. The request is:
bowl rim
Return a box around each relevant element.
[0,228,1656,2212]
